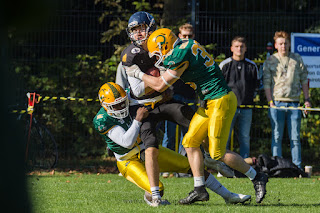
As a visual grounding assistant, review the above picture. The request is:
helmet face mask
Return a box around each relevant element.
[101,96,129,119]
[98,83,129,119]
[126,11,156,45]
[147,28,179,68]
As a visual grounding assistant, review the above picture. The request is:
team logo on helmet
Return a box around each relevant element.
[155,35,166,45]
[128,21,138,28]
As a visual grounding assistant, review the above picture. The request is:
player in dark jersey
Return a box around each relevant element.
[93,82,251,206]
[126,28,268,204]
[120,12,196,205]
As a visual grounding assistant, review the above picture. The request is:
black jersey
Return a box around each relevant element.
[121,43,161,100]
[219,57,258,106]
[121,43,156,72]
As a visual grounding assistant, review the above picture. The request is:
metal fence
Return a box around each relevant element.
[9,0,320,166]
[194,0,320,59]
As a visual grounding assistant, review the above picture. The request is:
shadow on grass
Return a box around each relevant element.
[121,198,320,207]
[256,203,320,207]
[26,156,119,175]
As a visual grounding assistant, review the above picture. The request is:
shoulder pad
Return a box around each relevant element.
[121,44,144,66]
[93,109,115,134]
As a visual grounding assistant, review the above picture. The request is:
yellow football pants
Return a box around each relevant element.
[182,91,237,160]
[117,145,190,194]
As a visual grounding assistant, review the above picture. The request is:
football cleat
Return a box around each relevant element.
[204,157,235,178]
[179,188,209,205]
[144,192,152,206]
[252,172,268,203]
[162,172,170,178]
[144,193,170,207]
[176,173,192,178]
[150,198,171,207]
[144,194,152,206]
[224,193,251,204]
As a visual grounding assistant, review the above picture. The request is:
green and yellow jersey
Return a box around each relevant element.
[93,107,133,155]
[163,39,231,100]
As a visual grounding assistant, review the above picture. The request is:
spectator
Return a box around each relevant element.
[220,36,259,159]
[263,31,311,169]
[178,23,195,39]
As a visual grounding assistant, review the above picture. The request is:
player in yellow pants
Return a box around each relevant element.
[182,92,237,160]
[94,82,251,207]
[127,28,268,204]
[117,145,190,195]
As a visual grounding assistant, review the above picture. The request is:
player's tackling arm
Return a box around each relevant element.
[141,69,176,92]
[125,61,189,92]
[142,61,189,92]
[123,65,155,96]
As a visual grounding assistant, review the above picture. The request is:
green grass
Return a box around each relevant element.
[27,172,320,213]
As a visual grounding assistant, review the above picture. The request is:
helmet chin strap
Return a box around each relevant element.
[135,32,149,45]
[153,42,165,69]
[154,58,162,69]
[153,38,179,69]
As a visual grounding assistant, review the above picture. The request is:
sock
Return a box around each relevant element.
[151,186,161,200]
[244,166,257,180]
[194,176,205,187]
[205,173,232,199]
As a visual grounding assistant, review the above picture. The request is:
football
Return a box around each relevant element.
[144,66,160,95]
[145,66,160,77]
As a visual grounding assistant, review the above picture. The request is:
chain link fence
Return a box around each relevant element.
[9,0,320,167]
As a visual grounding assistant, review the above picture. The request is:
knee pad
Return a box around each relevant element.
[182,133,202,148]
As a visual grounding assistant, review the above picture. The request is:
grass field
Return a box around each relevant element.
[27,171,320,213]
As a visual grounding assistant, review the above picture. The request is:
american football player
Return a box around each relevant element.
[120,11,195,205]
[126,28,269,204]
[93,82,251,207]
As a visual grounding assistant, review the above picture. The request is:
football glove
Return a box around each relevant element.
[125,64,145,80]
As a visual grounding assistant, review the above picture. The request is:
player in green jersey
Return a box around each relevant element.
[126,28,269,204]
[93,82,251,206]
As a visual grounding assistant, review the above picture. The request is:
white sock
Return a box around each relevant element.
[205,173,232,199]
[151,186,161,200]
[194,176,205,187]
[244,166,257,180]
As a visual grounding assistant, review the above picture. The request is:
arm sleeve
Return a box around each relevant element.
[127,75,146,97]
[116,62,129,89]
[218,59,228,78]
[107,119,142,149]
[298,54,309,85]
[220,66,227,78]
[219,62,225,70]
